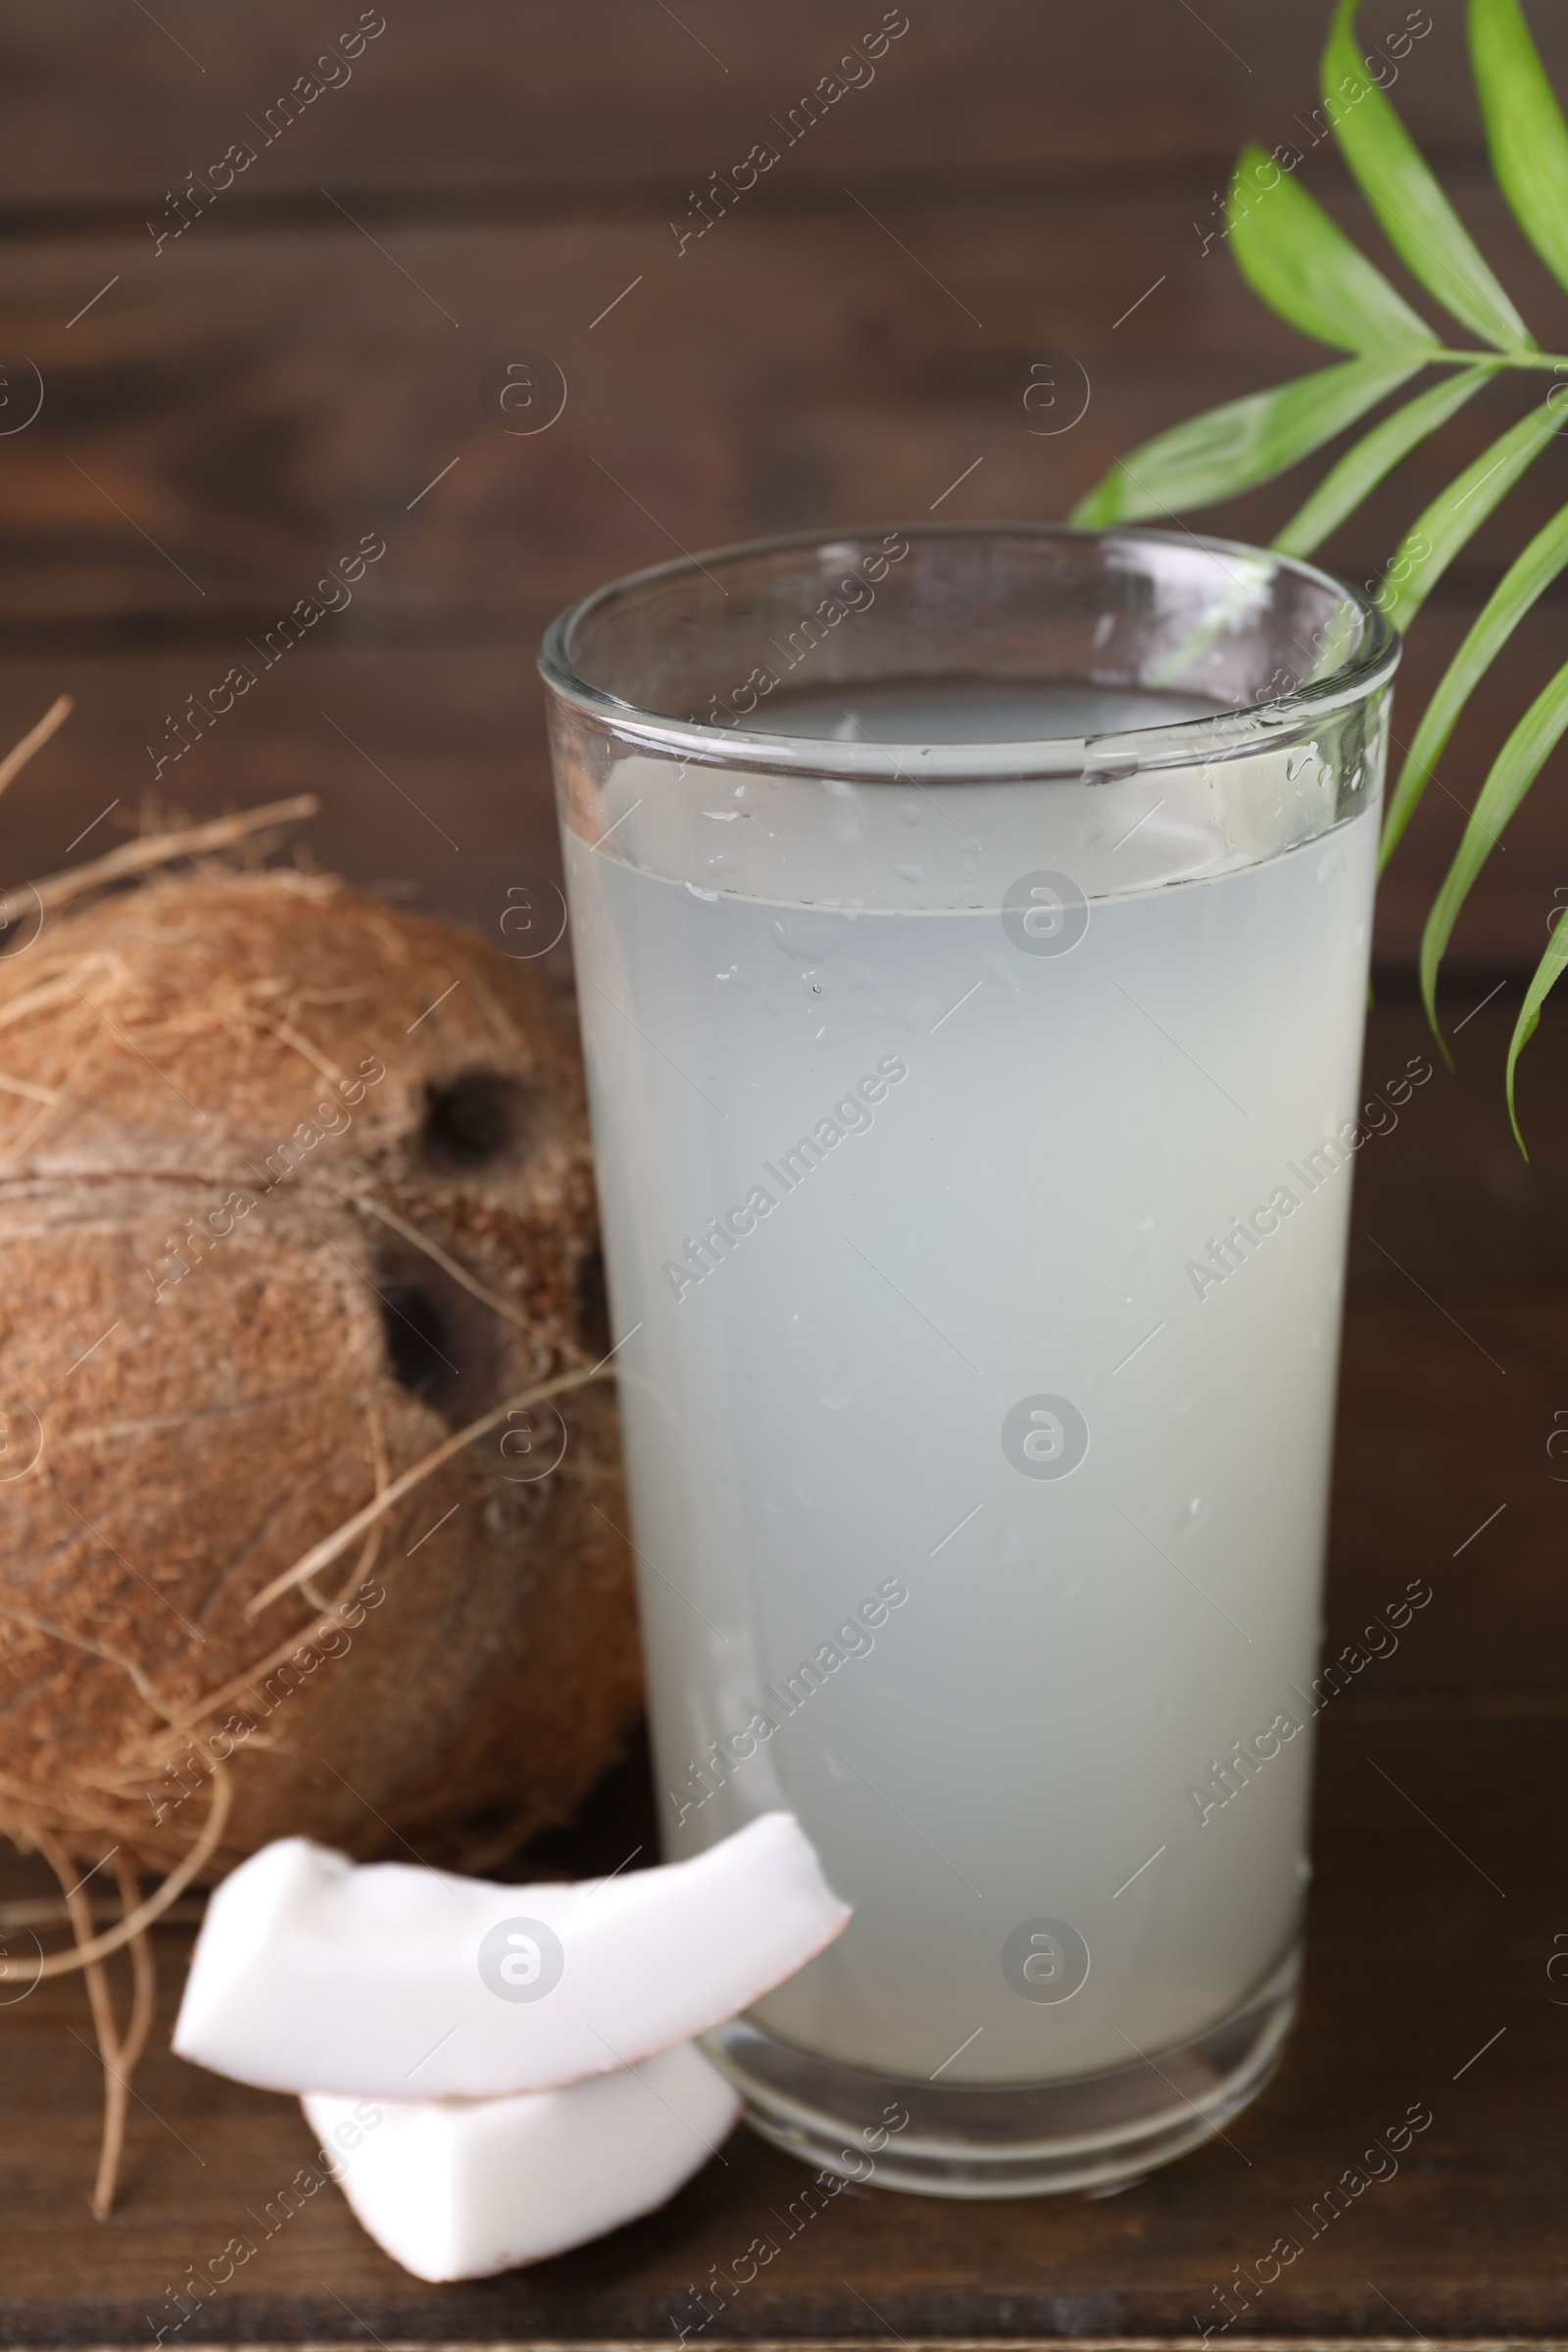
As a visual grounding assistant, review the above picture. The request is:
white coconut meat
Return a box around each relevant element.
[305,2039,741,2281]
[173,1809,849,2097]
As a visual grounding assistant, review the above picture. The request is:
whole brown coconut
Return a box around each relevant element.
[0,864,643,1879]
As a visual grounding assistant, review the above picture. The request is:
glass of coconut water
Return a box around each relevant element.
[540,524,1397,2196]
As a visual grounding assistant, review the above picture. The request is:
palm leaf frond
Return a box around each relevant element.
[1470,0,1568,298]
[1381,498,1568,866]
[1373,396,1560,625]
[1074,0,1568,1139]
[1325,0,1535,350]
[1419,656,1568,1046]
[1069,356,1425,527]
[1506,913,1568,1149]
[1228,139,1438,352]
[1274,364,1498,558]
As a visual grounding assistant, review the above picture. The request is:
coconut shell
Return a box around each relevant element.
[0,866,643,1877]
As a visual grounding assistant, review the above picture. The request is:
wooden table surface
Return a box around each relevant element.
[2,995,1564,2344]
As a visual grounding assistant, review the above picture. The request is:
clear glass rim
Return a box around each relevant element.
[537,519,1401,785]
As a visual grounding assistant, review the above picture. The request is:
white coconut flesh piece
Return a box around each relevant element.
[173,1809,849,2097]
[303,2041,741,2282]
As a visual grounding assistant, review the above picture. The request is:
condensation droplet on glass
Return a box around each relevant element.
[1173,1494,1205,1537]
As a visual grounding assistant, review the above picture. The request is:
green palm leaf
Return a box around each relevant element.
[1371,394,1559,625]
[1381,495,1568,867]
[1228,140,1438,351]
[1505,915,1568,1150]
[1072,0,1568,1140]
[1471,0,1568,298]
[1419,653,1568,1042]
[1274,363,1497,557]
[1325,0,1535,351]
[1069,355,1425,527]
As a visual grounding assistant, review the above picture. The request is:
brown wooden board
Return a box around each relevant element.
[2,191,1566,635]
[1,1003,1565,2342]
[0,3,1552,211]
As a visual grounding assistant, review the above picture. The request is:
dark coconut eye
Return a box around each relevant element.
[379,1283,455,1406]
[422,1069,533,1170]
[374,1249,506,1428]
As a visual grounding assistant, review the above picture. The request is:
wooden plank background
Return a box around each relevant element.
[1,1,1567,984]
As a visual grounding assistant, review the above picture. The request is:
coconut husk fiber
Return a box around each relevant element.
[0,848,644,1904]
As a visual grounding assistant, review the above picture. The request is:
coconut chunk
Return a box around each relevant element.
[174,1810,849,2097]
[304,2040,740,2281]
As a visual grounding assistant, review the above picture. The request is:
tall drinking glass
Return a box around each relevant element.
[540,523,1397,2196]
